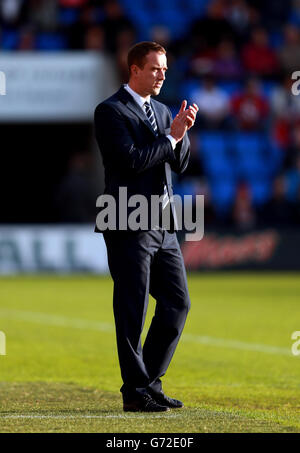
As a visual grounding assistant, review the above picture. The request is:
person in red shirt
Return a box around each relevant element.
[242,26,279,77]
[231,77,269,130]
[59,0,88,6]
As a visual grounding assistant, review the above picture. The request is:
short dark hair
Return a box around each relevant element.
[127,41,166,76]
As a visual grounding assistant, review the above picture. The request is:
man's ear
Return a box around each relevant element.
[130,64,139,76]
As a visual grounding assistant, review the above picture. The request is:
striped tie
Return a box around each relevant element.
[144,101,158,135]
[144,101,169,214]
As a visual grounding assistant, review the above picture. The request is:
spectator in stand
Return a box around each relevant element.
[58,0,88,7]
[189,38,217,77]
[29,0,58,31]
[231,77,269,131]
[250,0,291,32]
[225,0,257,39]
[79,2,105,28]
[278,24,300,74]
[0,0,29,50]
[101,0,135,53]
[213,39,243,79]
[286,154,300,203]
[55,151,97,223]
[242,26,279,77]
[189,0,236,76]
[18,26,35,50]
[285,130,300,198]
[271,74,300,121]
[232,183,256,230]
[61,0,104,49]
[191,75,231,129]
[271,74,300,149]
[295,183,300,225]
[190,0,236,49]
[28,0,67,51]
[115,27,136,83]
[260,174,294,226]
[0,0,28,27]
[289,0,300,27]
[84,24,105,50]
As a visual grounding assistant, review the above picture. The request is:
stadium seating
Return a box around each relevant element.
[195,131,283,212]
[120,0,207,40]
[210,179,237,217]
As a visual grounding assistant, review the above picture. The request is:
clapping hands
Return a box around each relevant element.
[170,100,199,143]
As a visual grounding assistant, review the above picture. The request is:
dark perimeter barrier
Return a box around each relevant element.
[179,228,300,271]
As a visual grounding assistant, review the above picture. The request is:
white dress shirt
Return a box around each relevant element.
[124,84,177,150]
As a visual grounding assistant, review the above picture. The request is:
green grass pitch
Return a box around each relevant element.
[0,272,300,433]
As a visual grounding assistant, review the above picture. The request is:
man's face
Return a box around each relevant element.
[134,51,168,97]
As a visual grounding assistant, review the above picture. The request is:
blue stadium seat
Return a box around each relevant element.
[232,133,268,179]
[200,132,226,157]
[120,0,203,39]
[249,180,272,206]
[181,79,202,103]
[261,80,278,98]
[232,133,283,180]
[198,132,236,179]
[289,10,300,27]
[1,30,19,50]
[218,80,242,96]
[173,180,197,199]
[269,31,284,49]
[234,133,264,156]
[58,7,80,25]
[286,169,300,202]
[204,157,236,179]
[210,180,237,216]
[119,1,152,39]
[35,33,67,50]
[267,139,283,176]
[185,0,210,16]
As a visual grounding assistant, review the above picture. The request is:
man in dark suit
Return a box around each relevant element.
[94,42,198,412]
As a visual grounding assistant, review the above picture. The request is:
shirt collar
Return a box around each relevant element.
[124,83,150,109]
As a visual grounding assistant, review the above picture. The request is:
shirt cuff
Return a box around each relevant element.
[166,134,177,150]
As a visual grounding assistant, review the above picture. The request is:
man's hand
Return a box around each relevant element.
[170,100,199,143]
[185,102,199,129]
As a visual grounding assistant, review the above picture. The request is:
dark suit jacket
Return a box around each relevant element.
[94,85,190,232]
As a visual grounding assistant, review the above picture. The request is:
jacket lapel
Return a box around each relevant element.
[117,86,157,137]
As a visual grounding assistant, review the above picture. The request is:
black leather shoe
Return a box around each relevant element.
[123,394,170,412]
[148,390,184,409]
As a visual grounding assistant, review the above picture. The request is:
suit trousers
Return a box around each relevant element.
[103,228,191,399]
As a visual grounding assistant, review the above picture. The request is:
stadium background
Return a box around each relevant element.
[1,0,300,434]
[1,0,300,273]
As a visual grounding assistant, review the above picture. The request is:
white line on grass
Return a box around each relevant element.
[0,309,292,357]
[0,414,182,420]
[181,334,291,356]
[0,309,113,332]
